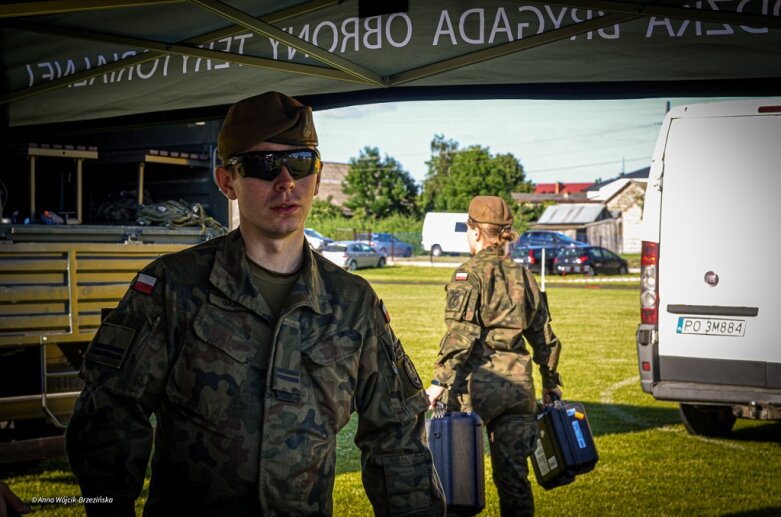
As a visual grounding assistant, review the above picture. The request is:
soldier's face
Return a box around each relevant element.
[218,141,320,240]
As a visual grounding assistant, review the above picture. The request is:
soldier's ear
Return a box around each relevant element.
[215,166,238,200]
[472,225,483,242]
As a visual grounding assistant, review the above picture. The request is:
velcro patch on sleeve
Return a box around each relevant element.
[380,300,391,323]
[455,272,468,281]
[85,322,136,369]
[132,273,157,295]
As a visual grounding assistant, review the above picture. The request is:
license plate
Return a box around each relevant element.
[676,317,746,337]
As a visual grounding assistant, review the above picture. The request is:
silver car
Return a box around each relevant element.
[321,240,386,270]
[304,227,333,251]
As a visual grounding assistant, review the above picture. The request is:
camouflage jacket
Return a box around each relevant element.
[66,229,445,516]
[433,246,562,421]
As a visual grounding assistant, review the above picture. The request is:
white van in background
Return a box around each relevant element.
[421,212,470,256]
[637,98,781,436]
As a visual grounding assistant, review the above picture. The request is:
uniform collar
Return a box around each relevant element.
[475,244,503,259]
[210,229,332,317]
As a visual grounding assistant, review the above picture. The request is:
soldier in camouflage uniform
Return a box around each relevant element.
[426,196,563,517]
[66,91,445,517]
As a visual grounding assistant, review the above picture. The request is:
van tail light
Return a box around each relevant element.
[528,250,536,265]
[553,257,559,264]
[640,241,659,325]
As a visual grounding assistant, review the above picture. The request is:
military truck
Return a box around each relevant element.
[0,142,228,463]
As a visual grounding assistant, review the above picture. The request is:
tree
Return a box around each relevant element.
[419,134,459,213]
[419,136,533,214]
[309,195,343,220]
[343,146,419,218]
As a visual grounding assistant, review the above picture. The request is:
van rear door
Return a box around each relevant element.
[657,107,781,389]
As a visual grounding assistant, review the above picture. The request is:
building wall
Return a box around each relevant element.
[606,181,646,254]
[585,219,622,253]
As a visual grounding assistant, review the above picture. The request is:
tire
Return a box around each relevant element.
[679,404,736,437]
[431,245,442,257]
[377,257,386,268]
[403,248,412,257]
[584,265,595,276]
[619,265,628,275]
[348,260,358,271]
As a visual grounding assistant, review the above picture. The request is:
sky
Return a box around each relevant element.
[312,97,737,186]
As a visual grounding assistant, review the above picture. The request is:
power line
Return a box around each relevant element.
[525,156,649,176]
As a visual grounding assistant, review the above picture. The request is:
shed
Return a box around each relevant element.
[586,167,650,253]
[534,202,622,252]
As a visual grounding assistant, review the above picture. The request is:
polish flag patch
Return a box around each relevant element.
[455,272,468,281]
[132,273,157,295]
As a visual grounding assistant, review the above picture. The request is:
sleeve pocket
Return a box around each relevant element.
[82,312,161,398]
[444,285,472,321]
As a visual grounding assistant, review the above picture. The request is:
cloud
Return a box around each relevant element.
[316,103,397,120]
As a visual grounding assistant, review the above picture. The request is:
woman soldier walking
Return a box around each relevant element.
[426,196,563,517]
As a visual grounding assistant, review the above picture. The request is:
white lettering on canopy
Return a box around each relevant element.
[18,3,777,89]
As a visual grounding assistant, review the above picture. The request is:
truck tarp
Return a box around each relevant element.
[1,0,780,130]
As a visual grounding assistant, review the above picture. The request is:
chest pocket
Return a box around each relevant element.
[301,329,362,432]
[166,297,263,425]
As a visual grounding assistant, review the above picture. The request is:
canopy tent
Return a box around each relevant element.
[2,0,780,134]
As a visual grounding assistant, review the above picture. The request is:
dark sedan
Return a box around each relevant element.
[512,246,558,275]
[554,246,629,275]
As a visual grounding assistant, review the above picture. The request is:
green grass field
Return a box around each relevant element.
[3,266,779,516]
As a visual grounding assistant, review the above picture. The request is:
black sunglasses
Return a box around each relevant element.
[225,149,322,181]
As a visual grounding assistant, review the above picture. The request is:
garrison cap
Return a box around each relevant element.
[468,196,513,226]
[218,91,318,161]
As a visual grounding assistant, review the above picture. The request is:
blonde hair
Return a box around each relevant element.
[468,217,519,258]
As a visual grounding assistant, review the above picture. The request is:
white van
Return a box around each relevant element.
[421,212,470,256]
[637,98,781,436]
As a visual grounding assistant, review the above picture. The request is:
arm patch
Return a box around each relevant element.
[85,322,135,369]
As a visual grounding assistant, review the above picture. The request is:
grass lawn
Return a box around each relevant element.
[3,266,779,516]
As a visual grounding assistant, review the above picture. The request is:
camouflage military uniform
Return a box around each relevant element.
[66,229,445,516]
[433,245,562,517]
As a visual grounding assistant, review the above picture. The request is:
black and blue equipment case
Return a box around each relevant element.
[425,410,485,515]
[531,399,599,490]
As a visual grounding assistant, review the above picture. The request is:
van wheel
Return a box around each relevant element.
[377,257,386,268]
[431,245,442,257]
[348,260,358,271]
[679,404,736,437]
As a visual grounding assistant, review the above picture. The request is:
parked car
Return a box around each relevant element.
[511,245,558,275]
[359,232,413,257]
[554,246,628,275]
[518,230,588,248]
[321,241,386,270]
[304,227,333,250]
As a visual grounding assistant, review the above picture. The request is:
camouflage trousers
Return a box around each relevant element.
[487,413,538,517]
